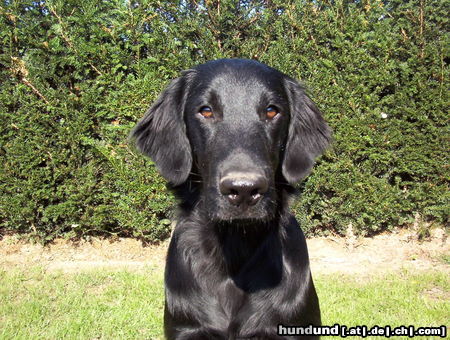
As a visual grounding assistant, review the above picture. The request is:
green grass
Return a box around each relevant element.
[0,268,448,339]
[0,267,165,339]
[316,271,449,339]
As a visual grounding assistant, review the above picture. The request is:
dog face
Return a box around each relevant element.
[132,59,330,221]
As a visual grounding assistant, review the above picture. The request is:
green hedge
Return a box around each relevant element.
[1,0,448,241]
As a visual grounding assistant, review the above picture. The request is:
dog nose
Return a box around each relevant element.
[219,172,269,207]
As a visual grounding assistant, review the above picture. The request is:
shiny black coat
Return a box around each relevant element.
[132,59,331,339]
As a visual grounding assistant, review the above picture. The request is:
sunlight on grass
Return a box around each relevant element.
[0,268,448,339]
[0,267,164,339]
[316,270,449,339]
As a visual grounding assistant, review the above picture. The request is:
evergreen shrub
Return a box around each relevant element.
[0,0,447,241]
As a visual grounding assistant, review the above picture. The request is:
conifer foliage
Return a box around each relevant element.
[1,0,448,241]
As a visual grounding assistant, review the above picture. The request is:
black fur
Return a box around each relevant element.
[132,59,331,339]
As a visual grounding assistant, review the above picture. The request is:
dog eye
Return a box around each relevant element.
[199,106,214,118]
[266,106,279,120]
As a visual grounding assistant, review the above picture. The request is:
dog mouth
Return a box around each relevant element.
[210,191,276,222]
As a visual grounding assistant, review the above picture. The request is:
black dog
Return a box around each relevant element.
[132,59,330,339]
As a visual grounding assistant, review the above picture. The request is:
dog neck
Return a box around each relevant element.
[215,219,283,291]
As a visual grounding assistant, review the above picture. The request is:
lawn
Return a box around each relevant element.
[0,267,448,339]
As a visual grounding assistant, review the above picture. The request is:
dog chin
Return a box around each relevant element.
[211,200,275,222]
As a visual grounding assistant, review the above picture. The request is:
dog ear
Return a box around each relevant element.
[131,74,193,186]
[282,78,331,184]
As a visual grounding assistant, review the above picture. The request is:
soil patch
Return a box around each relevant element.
[0,229,448,276]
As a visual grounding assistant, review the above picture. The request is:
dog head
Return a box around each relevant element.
[132,59,330,221]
